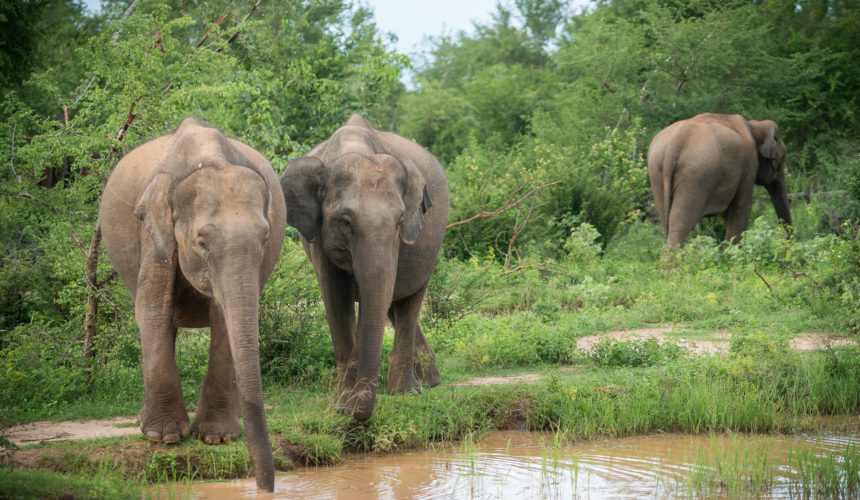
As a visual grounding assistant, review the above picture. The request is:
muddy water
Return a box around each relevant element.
[182,429,860,499]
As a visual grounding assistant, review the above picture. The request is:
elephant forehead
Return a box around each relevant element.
[175,167,268,214]
[330,157,404,192]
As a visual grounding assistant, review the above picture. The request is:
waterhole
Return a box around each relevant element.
[176,428,860,499]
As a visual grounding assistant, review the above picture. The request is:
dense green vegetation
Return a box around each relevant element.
[1,0,858,496]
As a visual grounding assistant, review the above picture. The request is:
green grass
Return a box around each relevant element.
[2,218,857,496]
[681,434,860,499]
[0,466,141,500]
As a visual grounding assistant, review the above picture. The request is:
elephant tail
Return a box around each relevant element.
[661,152,678,233]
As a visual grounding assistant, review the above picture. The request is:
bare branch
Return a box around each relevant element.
[223,0,264,47]
[752,263,773,293]
[112,0,140,43]
[114,97,142,145]
[501,262,551,275]
[504,194,537,268]
[196,10,228,49]
[446,180,560,229]
[675,16,722,94]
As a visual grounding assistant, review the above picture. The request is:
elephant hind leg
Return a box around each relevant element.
[666,187,710,247]
[386,291,425,394]
[190,304,241,445]
[414,323,441,388]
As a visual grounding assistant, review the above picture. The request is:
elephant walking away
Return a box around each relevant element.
[647,113,791,246]
[98,118,285,492]
[280,114,450,421]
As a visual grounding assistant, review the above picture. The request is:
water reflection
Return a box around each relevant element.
[182,429,860,499]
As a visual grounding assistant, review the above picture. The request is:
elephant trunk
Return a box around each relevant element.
[345,241,398,421]
[217,263,274,492]
[766,174,792,227]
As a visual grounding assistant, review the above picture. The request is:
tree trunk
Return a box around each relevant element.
[84,225,102,361]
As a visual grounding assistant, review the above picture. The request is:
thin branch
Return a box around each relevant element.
[501,262,551,275]
[223,0,264,47]
[504,193,537,268]
[10,124,20,182]
[72,0,139,107]
[112,0,140,42]
[195,10,228,49]
[446,180,560,229]
[752,263,773,293]
[114,97,142,145]
[772,262,823,290]
[19,191,88,255]
[675,15,722,94]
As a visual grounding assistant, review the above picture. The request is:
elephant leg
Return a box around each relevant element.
[414,323,441,388]
[386,291,425,394]
[135,262,189,443]
[666,187,709,247]
[722,184,755,244]
[311,248,357,396]
[190,303,241,444]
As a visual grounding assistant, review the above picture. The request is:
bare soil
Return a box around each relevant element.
[3,416,138,447]
[1,330,853,448]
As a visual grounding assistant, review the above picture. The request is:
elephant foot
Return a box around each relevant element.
[417,362,441,388]
[190,413,241,444]
[139,404,190,444]
[386,362,421,394]
[415,349,441,388]
[335,378,377,421]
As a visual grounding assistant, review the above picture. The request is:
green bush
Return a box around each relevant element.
[259,237,333,384]
[588,337,684,368]
[442,312,577,368]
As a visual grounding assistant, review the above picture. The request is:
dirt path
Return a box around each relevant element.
[3,416,139,447]
[2,330,853,447]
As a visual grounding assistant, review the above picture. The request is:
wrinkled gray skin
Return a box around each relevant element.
[99,118,284,492]
[280,114,449,421]
[647,113,791,246]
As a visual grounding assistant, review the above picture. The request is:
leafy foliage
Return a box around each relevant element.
[0,0,858,424]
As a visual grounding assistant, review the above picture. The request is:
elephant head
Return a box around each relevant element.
[749,119,792,227]
[281,151,431,419]
[134,152,275,490]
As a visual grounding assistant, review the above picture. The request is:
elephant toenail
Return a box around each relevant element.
[146,431,162,442]
[205,435,221,444]
[163,433,181,443]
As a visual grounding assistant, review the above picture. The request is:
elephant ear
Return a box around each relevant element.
[758,126,780,159]
[134,172,177,263]
[281,156,324,242]
[400,158,432,245]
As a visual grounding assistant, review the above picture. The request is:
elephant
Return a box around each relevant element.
[280,114,449,421]
[98,118,285,492]
[647,113,791,246]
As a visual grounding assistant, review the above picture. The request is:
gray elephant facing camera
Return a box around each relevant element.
[280,114,450,421]
[99,118,283,492]
[647,113,791,247]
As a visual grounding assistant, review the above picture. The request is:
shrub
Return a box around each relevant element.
[588,337,683,368]
[258,237,333,384]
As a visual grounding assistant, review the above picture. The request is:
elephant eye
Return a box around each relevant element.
[340,216,352,232]
[196,237,208,251]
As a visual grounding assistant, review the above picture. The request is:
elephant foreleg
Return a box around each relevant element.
[191,303,241,444]
[135,261,189,443]
[311,248,357,394]
[386,290,426,394]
